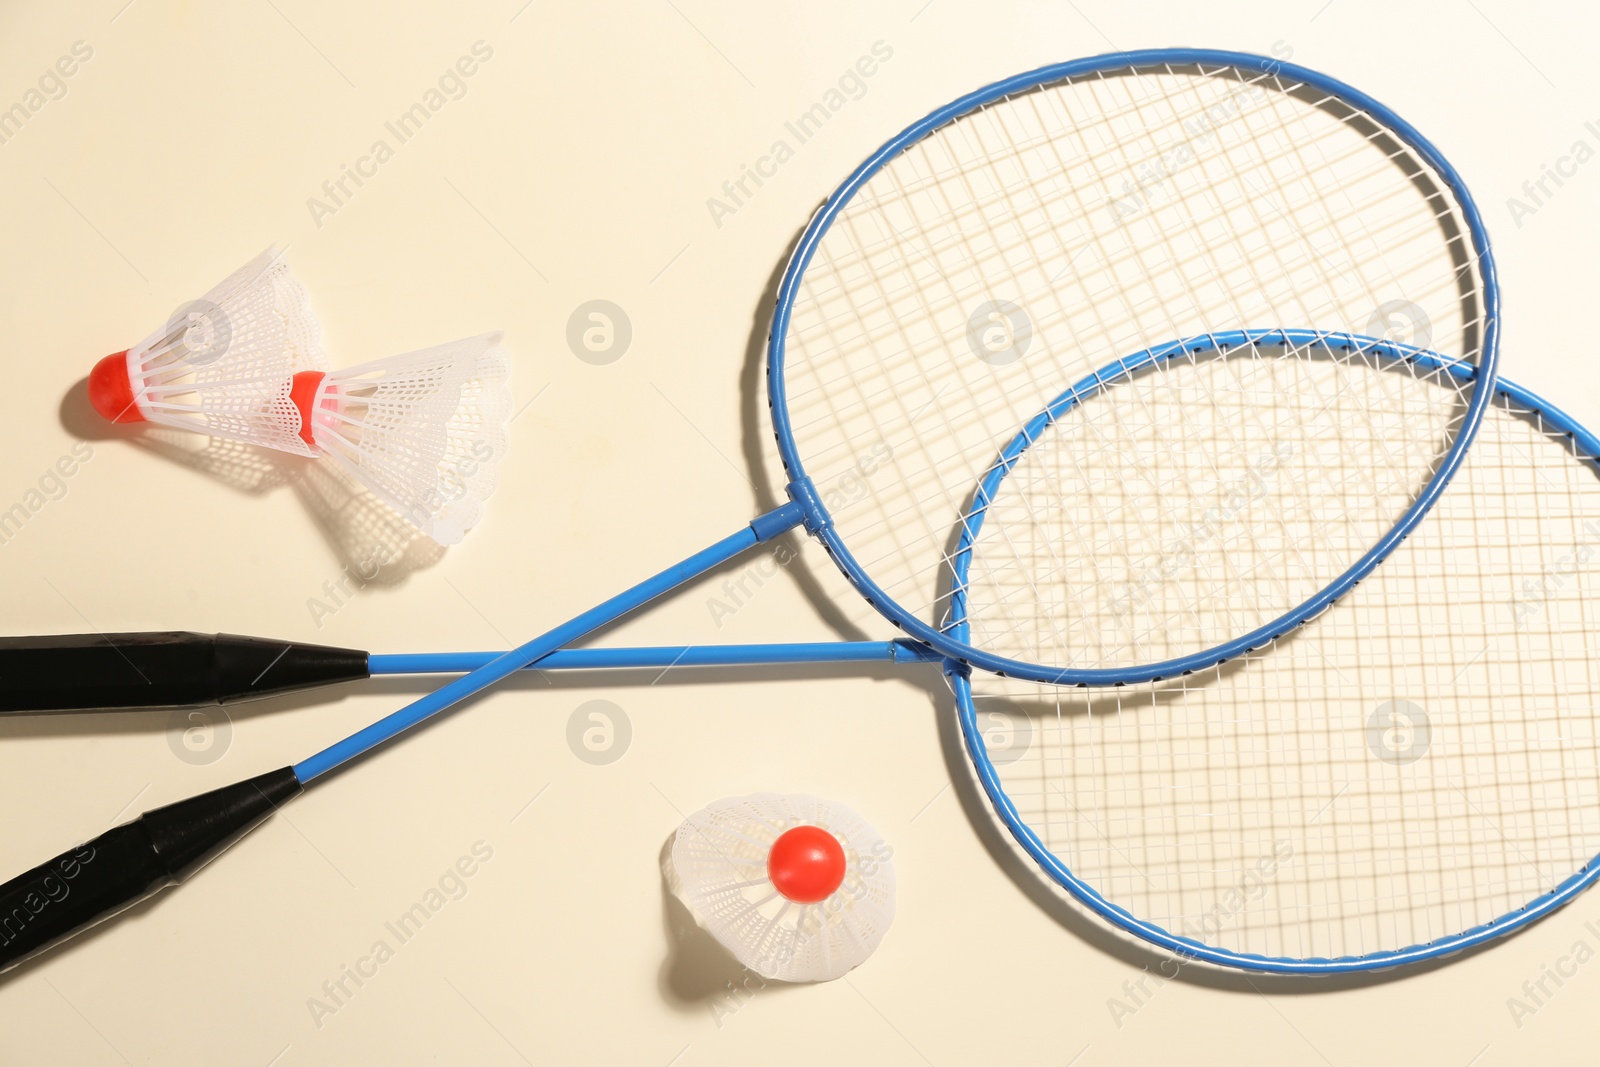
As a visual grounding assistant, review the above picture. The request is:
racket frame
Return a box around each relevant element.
[951,362,1600,974]
[767,47,1503,686]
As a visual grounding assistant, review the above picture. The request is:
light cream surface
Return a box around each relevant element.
[0,1,1596,1064]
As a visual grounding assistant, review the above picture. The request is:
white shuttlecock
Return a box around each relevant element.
[88,247,327,456]
[88,251,512,543]
[671,793,895,982]
[298,334,511,545]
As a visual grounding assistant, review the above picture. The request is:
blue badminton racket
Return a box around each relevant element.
[0,50,1498,973]
[953,366,1600,974]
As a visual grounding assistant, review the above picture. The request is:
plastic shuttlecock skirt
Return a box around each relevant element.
[300,333,511,545]
[88,247,327,455]
[85,251,512,543]
[671,793,895,982]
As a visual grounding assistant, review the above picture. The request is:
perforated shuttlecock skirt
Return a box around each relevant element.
[306,333,512,544]
[671,794,895,982]
[96,247,327,454]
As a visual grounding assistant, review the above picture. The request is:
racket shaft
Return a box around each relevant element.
[372,639,941,674]
[293,503,806,782]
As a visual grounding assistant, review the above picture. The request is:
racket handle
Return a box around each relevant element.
[0,632,369,712]
[0,766,301,971]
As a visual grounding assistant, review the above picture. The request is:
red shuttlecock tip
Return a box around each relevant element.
[288,370,329,449]
[87,351,145,424]
[767,825,847,903]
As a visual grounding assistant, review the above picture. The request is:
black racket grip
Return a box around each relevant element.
[0,632,369,712]
[0,766,301,972]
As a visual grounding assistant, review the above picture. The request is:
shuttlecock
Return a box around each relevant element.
[86,250,512,544]
[296,334,511,545]
[88,247,327,456]
[670,793,895,982]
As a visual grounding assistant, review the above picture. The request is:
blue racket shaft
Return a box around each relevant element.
[0,503,817,970]
[371,639,942,674]
[293,502,807,781]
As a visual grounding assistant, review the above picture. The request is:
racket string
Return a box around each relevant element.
[782,63,1485,672]
[970,393,1600,959]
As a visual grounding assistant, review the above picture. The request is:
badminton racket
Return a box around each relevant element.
[954,366,1600,973]
[0,49,1497,972]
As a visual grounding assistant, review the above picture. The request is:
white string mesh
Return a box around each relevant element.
[965,388,1600,961]
[126,247,327,456]
[778,61,1487,671]
[671,794,896,982]
[963,337,1463,670]
[309,333,512,545]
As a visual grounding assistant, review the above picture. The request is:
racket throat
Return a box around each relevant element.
[782,477,831,534]
[753,498,808,541]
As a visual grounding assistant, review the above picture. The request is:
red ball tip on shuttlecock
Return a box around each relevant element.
[287,370,329,450]
[87,352,145,424]
[767,825,847,903]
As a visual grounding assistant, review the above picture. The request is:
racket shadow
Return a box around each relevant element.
[735,224,875,645]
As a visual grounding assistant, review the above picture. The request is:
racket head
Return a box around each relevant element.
[765,48,1500,685]
[951,365,1600,974]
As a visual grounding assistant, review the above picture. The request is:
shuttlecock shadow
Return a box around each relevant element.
[656,835,805,1014]
[289,452,446,585]
[60,378,444,587]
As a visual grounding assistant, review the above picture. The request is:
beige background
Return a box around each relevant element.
[0,0,1596,1063]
